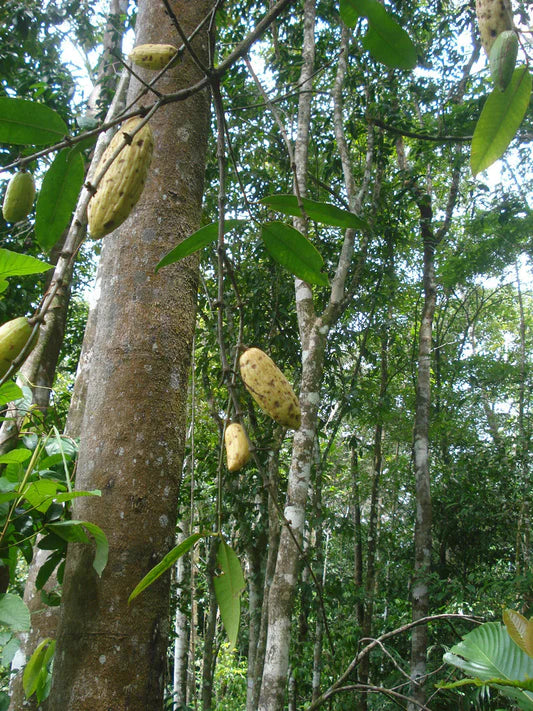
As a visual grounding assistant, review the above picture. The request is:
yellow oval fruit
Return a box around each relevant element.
[87,118,154,239]
[0,317,36,378]
[2,172,35,223]
[129,44,179,70]
[475,0,513,55]
[225,423,250,472]
[239,347,301,430]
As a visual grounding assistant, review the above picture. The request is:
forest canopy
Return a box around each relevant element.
[0,1,531,710]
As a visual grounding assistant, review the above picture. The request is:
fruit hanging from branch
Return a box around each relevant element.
[2,172,35,223]
[239,347,301,430]
[475,0,514,55]
[87,118,154,239]
[0,316,37,378]
[129,44,179,70]
[224,423,250,472]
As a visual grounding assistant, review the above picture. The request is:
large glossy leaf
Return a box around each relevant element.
[339,0,417,70]
[128,532,204,603]
[0,382,23,408]
[0,248,51,294]
[0,593,30,632]
[471,66,532,175]
[213,540,245,650]
[444,622,533,709]
[35,148,85,251]
[261,221,329,286]
[260,194,368,230]
[0,98,67,146]
[47,520,108,577]
[23,637,55,701]
[155,220,244,272]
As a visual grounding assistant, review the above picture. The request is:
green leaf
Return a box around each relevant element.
[23,638,55,700]
[0,593,30,632]
[339,0,361,26]
[1,634,20,666]
[339,0,417,70]
[0,98,68,145]
[444,622,533,709]
[35,148,85,251]
[155,220,245,272]
[214,540,245,650]
[22,480,62,513]
[128,532,204,603]
[0,448,32,465]
[0,248,51,291]
[261,222,329,286]
[47,520,108,577]
[0,381,23,408]
[471,66,532,175]
[260,194,368,230]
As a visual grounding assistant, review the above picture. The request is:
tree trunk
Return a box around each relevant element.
[201,537,219,711]
[257,2,317,708]
[408,200,436,711]
[249,440,282,711]
[46,1,212,708]
[172,524,190,708]
[358,323,388,711]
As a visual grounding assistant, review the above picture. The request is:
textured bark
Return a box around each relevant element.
[46,1,212,708]
[408,206,436,711]
[249,443,282,711]
[201,538,219,711]
[172,524,190,707]
[257,3,317,708]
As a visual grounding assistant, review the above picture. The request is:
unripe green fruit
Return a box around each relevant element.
[239,347,301,430]
[225,423,250,472]
[129,44,179,70]
[87,118,154,239]
[489,30,519,91]
[2,172,35,223]
[0,317,36,378]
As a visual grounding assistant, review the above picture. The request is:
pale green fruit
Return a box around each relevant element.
[0,317,36,378]
[2,172,35,223]
[489,30,519,91]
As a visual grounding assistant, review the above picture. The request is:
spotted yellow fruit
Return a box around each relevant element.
[87,118,154,239]
[0,317,36,378]
[129,44,179,70]
[225,423,250,472]
[2,172,35,223]
[476,0,513,55]
[239,347,301,430]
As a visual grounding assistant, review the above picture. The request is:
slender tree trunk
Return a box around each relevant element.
[352,446,364,628]
[46,1,213,708]
[514,264,531,599]
[201,538,219,711]
[186,542,199,708]
[358,323,388,711]
[257,3,317,707]
[249,441,282,711]
[173,523,190,708]
[408,199,436,711]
